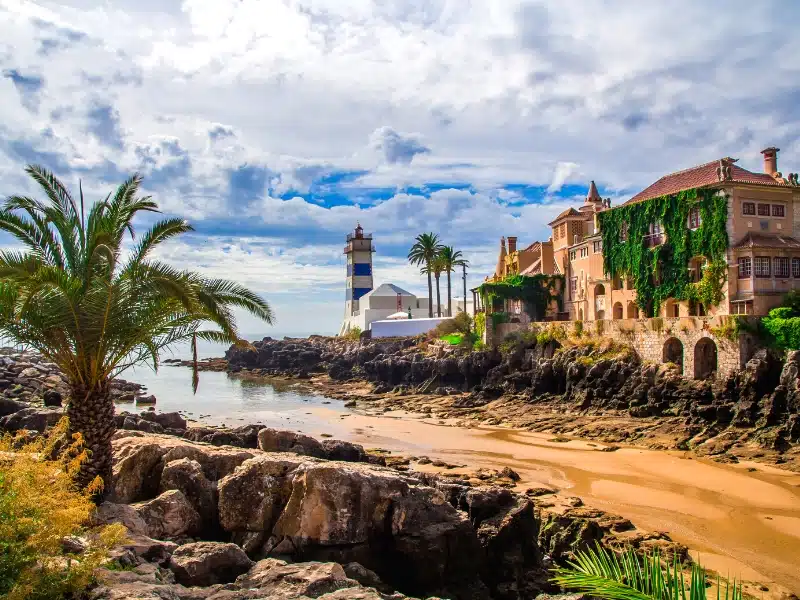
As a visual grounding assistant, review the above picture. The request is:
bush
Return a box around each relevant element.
[342,326,362,341]
[474,313,486,338]
[763,307,800,350]
[430,311,472,339]
[0,419,126,599]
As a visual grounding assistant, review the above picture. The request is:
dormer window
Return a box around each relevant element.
[688,206,701,230]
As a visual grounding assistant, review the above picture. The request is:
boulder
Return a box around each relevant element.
[257,427,326,458]
[321,438,368,462]
[92,502,149,536]
[132,490,202,539]
[168,541,253,586]
[0,396,26,417]
[235,558,359,598]
[160,458,216,529]
[217,454,308,533]
[0,406,62,433]
[43,389,62,407]
[140,411,187,430]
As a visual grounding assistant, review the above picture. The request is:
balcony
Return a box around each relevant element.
[643,233,665,248]
[346,232,373,241]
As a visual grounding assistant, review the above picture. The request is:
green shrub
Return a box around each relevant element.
[474,313,486,338]
[763,308,800,350]
[0,418,127,599]
[441,334,463,345]
[491,312,510,327]
[430,311,472,339]
[342,326,362,341]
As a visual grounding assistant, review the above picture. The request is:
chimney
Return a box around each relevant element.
[762,147,780,176]
[507,236,517,254]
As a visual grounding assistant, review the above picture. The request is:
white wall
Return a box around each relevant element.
[370,317,451,338]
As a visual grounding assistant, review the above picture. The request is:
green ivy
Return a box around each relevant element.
[762,307,800,350]
[597,187,729,316]
[477,274,564,321]
[473,312,486,338]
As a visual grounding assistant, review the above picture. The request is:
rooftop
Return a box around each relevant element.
[625,158,790,205]
[548,207,582,226]
[364,283,415,297]
[734,232,800,250]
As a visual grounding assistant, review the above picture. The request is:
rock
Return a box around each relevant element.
[17,366,41,378]
[140,411,187,430]
[43,389,62,407]
[120,534,179,565]
[92,502,149,536]
[321,438,368,462]
[0,396,26,417]
[88,563,186,600]
[160,458,216,530]
[235,558,359,598]
[132,490,202,539]
[168,541,253,586]
[500,467,520,481]
[343,562,388,592]
[217,453,308,533]
[138,394,157,405]
[0,406,62,433]
[257,427,325,458]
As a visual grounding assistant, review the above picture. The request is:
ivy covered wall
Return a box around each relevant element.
[477,274,564,321]
[597,188,729,316]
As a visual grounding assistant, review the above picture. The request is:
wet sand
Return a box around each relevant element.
[294,407,800,596]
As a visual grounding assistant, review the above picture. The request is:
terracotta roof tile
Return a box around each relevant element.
[734,232,800,250]
[625,158,790,205]
[548,207,581,225]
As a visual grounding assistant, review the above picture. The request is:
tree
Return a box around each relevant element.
[407,233,443,318]
[422,255,446,318]
[438,246,468,317]
[0,165,274,495]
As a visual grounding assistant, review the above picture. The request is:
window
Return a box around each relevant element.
[580,247,589,258]
[775,257,790,278]
[620,222,628,241]
[570,277,577,293]
[754,256,771,277]
[793,258,800,278]
[569,250,577,261]
[773,204,786,218]
[757,203,770,217]
[742,202,755,216]
[738,257,751,278]
[593,240,602,253]
[688,206,701,229]
[650,221,663,235]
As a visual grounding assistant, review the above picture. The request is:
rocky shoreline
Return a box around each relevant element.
[0,347,698,600]
[213,335,800,471]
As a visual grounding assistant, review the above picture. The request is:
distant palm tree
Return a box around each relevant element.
[407,233,443,318]
[422,256,446,317]
[0,166,274,495]
[438,246,469,317]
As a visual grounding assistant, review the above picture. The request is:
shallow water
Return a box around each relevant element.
[125,362,800,595]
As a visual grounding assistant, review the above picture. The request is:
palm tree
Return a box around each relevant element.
[438,246,468,317]
[407,233,443,318]
[422,256,446,317]
[0,166,274,495]
[552,543,742,600]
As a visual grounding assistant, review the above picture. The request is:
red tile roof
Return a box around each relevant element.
[547,207,581,225]
[625,158,790,205]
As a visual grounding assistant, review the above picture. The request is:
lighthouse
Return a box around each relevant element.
[344,223,374,318]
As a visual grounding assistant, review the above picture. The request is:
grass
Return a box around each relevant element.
[441,333,463,345]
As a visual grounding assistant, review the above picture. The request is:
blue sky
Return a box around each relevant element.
[1,0,799,335]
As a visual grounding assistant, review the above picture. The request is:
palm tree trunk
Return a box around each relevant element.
[426,265,433,318]
[435,273,442,317]
[67,381,115,499]
[446,270,452,316]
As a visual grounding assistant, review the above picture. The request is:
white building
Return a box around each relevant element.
[339,282,440,335]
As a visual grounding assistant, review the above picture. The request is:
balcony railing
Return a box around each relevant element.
[346,232,373,241]
[643,233,665,248]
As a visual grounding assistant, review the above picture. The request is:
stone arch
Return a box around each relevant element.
[594,283,606,296]
[626,301,639,319]
[694,337,718,380]
[663,337,683,373]
[613,302,623,320]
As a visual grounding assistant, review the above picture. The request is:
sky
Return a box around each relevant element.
[1,0,799,336]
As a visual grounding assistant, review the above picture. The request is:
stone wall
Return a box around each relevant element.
[489,316,762,380]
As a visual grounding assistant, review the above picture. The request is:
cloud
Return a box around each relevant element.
[3,69,44,111]
[547,161,579,194]
[1,0,800,332]
[369,126,431,165]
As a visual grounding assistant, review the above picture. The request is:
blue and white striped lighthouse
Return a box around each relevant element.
[344,223,374,317]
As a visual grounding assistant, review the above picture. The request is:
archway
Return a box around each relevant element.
[594,283,606,296]
[626,301,639,319]
[694,338,718,380]
[613,302,623,320]
[663,337,684,373]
